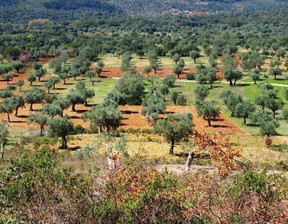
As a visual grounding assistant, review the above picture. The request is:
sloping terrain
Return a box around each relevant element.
[1,0,288,17]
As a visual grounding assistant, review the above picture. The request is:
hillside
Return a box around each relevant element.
[1,0,288,18]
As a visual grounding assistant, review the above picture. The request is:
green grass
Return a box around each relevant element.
[60,77,117,105]
[173,80,288,136]
[243,77,288,85]
[99,54,210,68]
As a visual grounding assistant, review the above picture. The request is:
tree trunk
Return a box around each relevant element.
[30,81,33,86]
[7,113,10,122]
[177,74,180,79]
[38,77,41,81]
[72,103,76,112]
[1,142,4,162]
[208,117,211,126]
[229,80,233,86]
[53,84,56,89]
[262,106,265,113]
[210,82,213,88]
[243,117,247,124]
[40,125,44,136]
[169,139,175,154]
[74,77,76,81]
[15,108,18,117]
[106,145,115,170]
[61,136,68,149]
[30,103,33,111]
[63,79,66,85]
[185,151,195,171]
[273,111,276,118]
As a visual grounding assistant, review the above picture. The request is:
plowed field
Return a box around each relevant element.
[100,67,196,79]
[0,104,243,135]
[0,58,51,90]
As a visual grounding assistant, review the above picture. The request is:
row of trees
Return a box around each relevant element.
[220,82,285,136]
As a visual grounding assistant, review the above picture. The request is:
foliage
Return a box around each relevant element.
[115,72,145,105]
[24,88,45,111]
[142,94,166,124]
[28,114,48,136]
[196,101,219,126]
[48,117,73,148]
[84,104,122,133]
[154,113,193,154]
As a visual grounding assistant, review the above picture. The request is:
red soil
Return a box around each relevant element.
[0,104,243,135]
[100,67,196,79]
[0,58,51,90]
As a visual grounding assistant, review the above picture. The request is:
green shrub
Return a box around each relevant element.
[186,73,195,80]
[72,124,86,135]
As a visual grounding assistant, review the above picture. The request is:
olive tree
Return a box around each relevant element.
[28,114,48,136]
[24,88,45,111]
[249,70,261,84]
[27,75,36,86]
[42,104,63,118]
[142,94,166,124]
[190,50,200,63]
[12,61,25,73]
[115,72,145,105]
[83,104,122,134]
[196,101,219,126]
[154,113,193,154]
[16,79,24,91]
[234,100,255,124]
[0,101,14,122]
[194,85,209,102]
[48,117,73,149]
[5,96,25,117]
[2,73,14,84]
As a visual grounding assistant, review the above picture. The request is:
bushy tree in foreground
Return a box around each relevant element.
[28,114,48,136]
[48,117,73,149]
[83,104,122,134]
[154,113,193,154]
